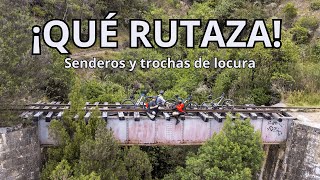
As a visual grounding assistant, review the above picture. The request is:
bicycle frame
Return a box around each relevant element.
[201,93,234,109]
[135,94,146,106]
[211,94,225,106]
[121,91,149,108]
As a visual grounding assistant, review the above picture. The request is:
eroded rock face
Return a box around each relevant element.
[281,121,320,180]
[262,121,320,180]
[0,126,41,180]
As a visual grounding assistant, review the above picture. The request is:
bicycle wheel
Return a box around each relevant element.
[200,102,211,109]
[165,99,177,108]
[222,99,234,109]
[121,99,135,109]
[186,102,198,109]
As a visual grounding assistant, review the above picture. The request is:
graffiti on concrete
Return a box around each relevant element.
[267,120,283,136]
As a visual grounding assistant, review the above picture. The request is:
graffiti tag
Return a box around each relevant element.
[267,120,283,136]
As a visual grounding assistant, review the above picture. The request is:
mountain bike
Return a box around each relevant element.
[201,93,234,109]
[165,94,199,109]
[121,90,149,109]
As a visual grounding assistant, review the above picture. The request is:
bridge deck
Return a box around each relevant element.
[13,102,296,145]
[39,115,293,146]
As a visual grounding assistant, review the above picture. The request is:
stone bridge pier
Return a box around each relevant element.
[260,113,320,180]
[0,126,41,180]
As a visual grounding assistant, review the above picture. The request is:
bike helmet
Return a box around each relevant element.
[159,90,164,95]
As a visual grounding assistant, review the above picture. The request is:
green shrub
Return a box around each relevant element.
[282,3,298,20]
[312,41,320,57]
[213,69,238,96]
[164,88,188,100]
[291,26,310,44]
[269,90,282,105]
[271,73,295,92]
[296,16,319,31]
[293,61,320,91]
[310,0,320,10]
[82,80,105,101]
[251,88,272,105]
[31,6,46,17]
[286,91,320,106]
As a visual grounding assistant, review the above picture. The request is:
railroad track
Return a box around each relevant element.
[0,102,318,122]
[0,107,283,113]
[0,103,319,111]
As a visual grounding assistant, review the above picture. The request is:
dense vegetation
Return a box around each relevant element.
[41,79,153,179]
[0,0,319,179]
[163,117,264,179]
[42,79,263,179]
[1,0,319,110]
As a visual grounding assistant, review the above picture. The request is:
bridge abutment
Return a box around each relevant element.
[0,126,41,179]
[260,120,320,180]
[280,121,320,179]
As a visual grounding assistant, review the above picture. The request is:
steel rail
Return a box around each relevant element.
[1,104,320,114]
[1,103,320,109]
[232,105,320,109]
[0,108,282,113]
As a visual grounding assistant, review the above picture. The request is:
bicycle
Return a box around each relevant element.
[121,90,149,109]
[165,94,199,109]
[200,93,234,109]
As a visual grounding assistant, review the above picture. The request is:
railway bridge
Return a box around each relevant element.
[13,102,306,146]
[1,103,320,180]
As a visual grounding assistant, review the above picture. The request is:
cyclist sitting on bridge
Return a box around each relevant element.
[148,96,159,118]
[156,90,166,108]
[172,99,185,125]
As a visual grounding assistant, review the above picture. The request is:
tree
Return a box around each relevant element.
[141,146,199,179]
[164,116,264,180]
[122,146,153,180]
[42,79,152,179]
[0,0,73,126]
[77,124,127,179]
[49,159,73,180]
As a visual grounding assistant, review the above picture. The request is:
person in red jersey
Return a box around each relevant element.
[172,100,185,125]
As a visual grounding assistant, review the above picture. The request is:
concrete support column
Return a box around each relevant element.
[0,126,41,179]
